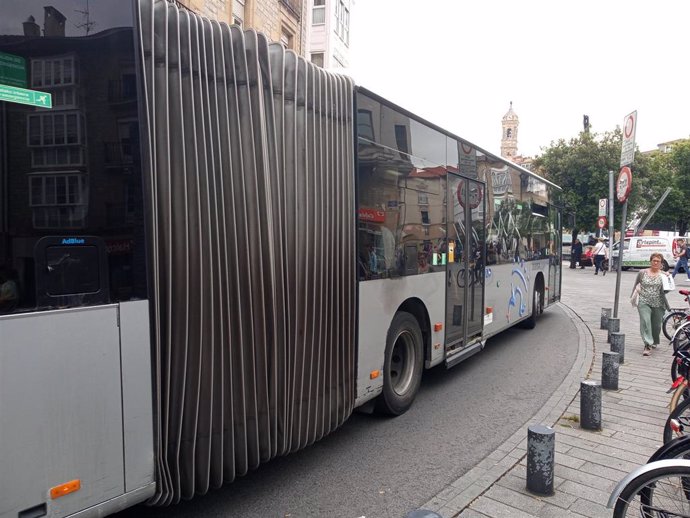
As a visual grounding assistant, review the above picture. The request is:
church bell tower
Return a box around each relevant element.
[501,102,519,159]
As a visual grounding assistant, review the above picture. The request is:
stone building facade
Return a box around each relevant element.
[171,0,308,57]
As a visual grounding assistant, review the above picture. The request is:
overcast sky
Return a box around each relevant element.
[347,0,690,158]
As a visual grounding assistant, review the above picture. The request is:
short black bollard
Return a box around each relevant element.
[526,425,555,496]
[404,511,443,518]
[580,380,602,431]
[601,308,612,330]
[602,351,620,390]
[607,317,620,343]
[610,332,626,364]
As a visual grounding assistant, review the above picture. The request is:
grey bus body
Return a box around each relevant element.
[0,1,561,517]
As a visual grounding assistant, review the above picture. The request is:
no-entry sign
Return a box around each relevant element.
[597,216,608,229]
[617,166,633,203]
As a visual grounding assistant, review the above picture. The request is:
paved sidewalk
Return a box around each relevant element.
[422,264,688,518]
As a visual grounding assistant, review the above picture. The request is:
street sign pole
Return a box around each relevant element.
[608,171,614,272]
[613,165,633,319]
[613,200,627,319]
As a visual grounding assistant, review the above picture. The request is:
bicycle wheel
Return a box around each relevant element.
[671,382,689,414]
[613,463,690,517]
[665,397,690,444]
[650,435,690,462]
[665,311,690,341]
[674,322,690,353]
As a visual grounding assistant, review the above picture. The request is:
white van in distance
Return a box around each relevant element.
[613,236,681,271]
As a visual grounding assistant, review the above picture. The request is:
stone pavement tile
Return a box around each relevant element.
[469,496,538,518]
[553,463,617,493]
[497,472,578,509]
[481,485,545,515]
[609,429,662,449]
[556,421,660,451]
[568,497,611,518]
[564,446,642,473]
[578,461,630,483]
[457,509,490,518]
[554,452,585,469]
[558,479,611,507]
[536,503,589,518]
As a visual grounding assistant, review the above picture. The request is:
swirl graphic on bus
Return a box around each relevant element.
[507,267,530,321]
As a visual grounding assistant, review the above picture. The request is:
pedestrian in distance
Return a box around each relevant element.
[571,238,583,269]
[592,236,608,275]
[631,253,671,356]
[672,238,690,282]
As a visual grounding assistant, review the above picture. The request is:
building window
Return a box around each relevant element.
[311,52,324,67]
[394,124,409,155]
[31,56,76,88]
[29,172,89,229]
[312,1,325,24]
[27,112,84,147]
[32,147,84,168]
[335,0,350,45]
[280,27,294,49]
[421,210,430,225]
[357,109,374,141]
[418,193,429,205]
[233,0,245,27]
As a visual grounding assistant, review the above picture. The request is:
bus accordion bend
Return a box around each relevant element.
[0,1,562,516]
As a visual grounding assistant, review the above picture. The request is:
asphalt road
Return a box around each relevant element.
[116,305,578,518]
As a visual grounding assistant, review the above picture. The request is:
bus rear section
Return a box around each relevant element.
[1,0,357,516]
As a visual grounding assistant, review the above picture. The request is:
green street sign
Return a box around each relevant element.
[0,84,52,109]
[0,51,27,88]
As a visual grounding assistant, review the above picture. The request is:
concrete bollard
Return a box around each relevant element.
[607,317,620,343]
[602,351,620,390]
[580,380,602,431]
[404,511,443,518]
[601,308,612,330]
[526,425,555,496]
[610,332,626,364]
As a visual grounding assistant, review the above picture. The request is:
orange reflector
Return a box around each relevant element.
[671,419,682,433]
[486,307,493,314]
[370,370,380,380]
[434,322,443,332]
[50,479,81,499]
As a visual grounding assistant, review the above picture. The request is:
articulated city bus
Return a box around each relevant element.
[0,1,561,516]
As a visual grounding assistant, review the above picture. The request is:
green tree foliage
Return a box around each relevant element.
[532,128,640,235]
[640,140,690,235]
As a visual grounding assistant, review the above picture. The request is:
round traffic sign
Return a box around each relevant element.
[597,216,608,229]
[624,113,635,139]
[457,181,483,209]
[617,166,633,203]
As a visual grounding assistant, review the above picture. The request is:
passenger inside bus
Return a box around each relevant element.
[0,265,19,313]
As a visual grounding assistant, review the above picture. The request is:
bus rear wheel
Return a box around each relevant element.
[522,286,543,330]
[376,312,423,416]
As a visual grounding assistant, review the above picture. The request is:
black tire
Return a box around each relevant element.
[664,396,690,444]
[662,260,670,272]
[521,286,543,330]
[612,463,690,517]
[673,322,690,353]
[376,312,424,416]
[665,311,690,341]
[649,435,690,462]
[622,266,630,271]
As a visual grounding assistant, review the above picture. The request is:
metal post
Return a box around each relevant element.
[609,170,614,272]
[602,351,620,390]
[601,308,612,330]
[580,380,602,430]
[607,317,620,343]
[610,332,625,364]
[526,425,555,496]
[613,201,628,318]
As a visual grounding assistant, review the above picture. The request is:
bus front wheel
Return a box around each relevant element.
[376,312,423,416]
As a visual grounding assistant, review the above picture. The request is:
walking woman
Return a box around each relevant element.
[631,253,671,356]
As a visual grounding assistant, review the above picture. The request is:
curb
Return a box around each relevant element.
[421,301,595,516]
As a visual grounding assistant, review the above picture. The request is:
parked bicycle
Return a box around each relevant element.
[609,433,690,515]
[663,289,690,341]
